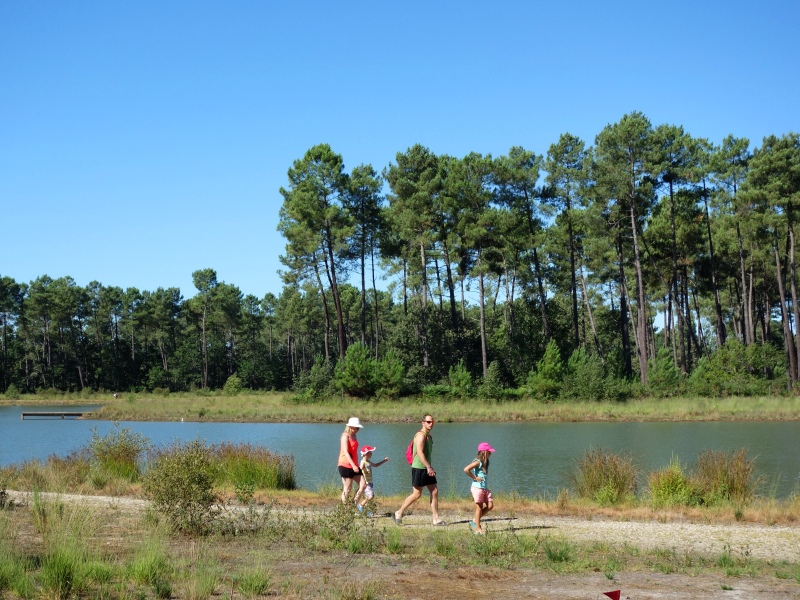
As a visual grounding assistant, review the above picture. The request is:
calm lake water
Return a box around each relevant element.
[2,405,799,499]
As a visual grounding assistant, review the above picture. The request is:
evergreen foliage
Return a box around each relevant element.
[0,124,797,401]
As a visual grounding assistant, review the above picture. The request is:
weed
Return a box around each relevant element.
[693,449,760,506]
[235,564,272,598]
[88,423,150,483]
[543,538,573,563]
[331,580,381,600]
[571,448,638,505]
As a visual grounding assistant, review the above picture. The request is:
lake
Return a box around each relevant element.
[2,405,799,499]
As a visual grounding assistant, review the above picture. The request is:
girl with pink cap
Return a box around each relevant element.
[464,441,495,534]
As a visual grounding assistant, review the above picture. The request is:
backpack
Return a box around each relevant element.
[405,440,414,464]
[405,430,425,464]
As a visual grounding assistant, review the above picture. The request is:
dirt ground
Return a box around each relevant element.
[6,491,800,599]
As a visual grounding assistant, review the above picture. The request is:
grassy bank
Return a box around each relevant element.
[4,390,796,423]
[4,390,800,423]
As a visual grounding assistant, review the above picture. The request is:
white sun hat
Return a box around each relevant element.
[347,417,363,429]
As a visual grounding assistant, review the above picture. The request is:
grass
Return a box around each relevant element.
[6,390,800,423]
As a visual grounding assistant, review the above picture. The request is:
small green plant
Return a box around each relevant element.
[235,565,272,598]
[142,440,219,534]
[649,455,698,507]
[543,538,573,563]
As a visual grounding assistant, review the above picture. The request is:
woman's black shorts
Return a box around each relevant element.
[411,467,437,487]
[338,466,359,479]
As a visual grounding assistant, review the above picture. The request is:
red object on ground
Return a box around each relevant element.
[603,591,621,600]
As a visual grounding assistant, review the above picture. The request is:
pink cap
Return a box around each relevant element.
[360,445,376,455]
[477,442,495,453]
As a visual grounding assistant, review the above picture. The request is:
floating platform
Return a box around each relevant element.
[20,411,90,420]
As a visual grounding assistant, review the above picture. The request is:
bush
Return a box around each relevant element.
[448,360,473,398]
[88,424,150,482]
[222,373,243,397]
[2,384,20,399]
[647,348,682,397]
[560,347,627,401]
[335,342,377,398]
[692,449,760,506]
[687,339,784,396]
[142,440,219,534]
[571,448,638,505]
[292,356,335,400]
[648,455,699,507]
[375,351,405,398]
[526,340,564,400]
[479,361,504,400]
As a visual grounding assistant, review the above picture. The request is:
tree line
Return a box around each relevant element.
[2,112,799,398]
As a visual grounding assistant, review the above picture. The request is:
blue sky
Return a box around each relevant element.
[2,1,798,302]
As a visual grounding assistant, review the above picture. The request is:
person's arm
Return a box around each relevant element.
[415,432,433,473]
[370,457,389,467]
[340,434,359,471]
[464,460,482,482]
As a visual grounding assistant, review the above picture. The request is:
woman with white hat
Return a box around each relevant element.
[338,416,363,504]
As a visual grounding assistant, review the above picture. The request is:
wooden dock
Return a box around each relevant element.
[20,411,90,420]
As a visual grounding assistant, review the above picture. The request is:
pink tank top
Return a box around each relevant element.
[338,435,358,468]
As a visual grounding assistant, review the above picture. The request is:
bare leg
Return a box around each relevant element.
[473,503,483,531]
[428,484,440,523]
[341,477,353,503]
[352,475,365,504]
[395,486,423,520]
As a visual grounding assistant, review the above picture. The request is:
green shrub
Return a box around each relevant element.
[335,342,377,398]
[646,348,683,397]
[375,350,405,398]
[88,424,150,482]
[686,339,784,396]
[479,361,504,400]
[648,456,699,507]
[448,360,473,398]
[560,347,625,401]
[2,383,20,399]
[571,448,638,505]
[526,339,564,400]
[142,440,220,534]
[292,355,334,400]
[222,373,243,396]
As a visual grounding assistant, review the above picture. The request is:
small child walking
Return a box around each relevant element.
[464,442,495,534]
[356,445,389,514]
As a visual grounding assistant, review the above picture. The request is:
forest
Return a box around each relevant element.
[2,112,799,400]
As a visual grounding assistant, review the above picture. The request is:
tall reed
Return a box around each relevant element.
[571,448,638,505]
[209,442,296,491]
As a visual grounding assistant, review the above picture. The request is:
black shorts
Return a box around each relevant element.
[411,467,437,488]
[338,466,360,479]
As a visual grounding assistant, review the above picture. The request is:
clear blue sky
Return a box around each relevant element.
[2,1,798,301]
